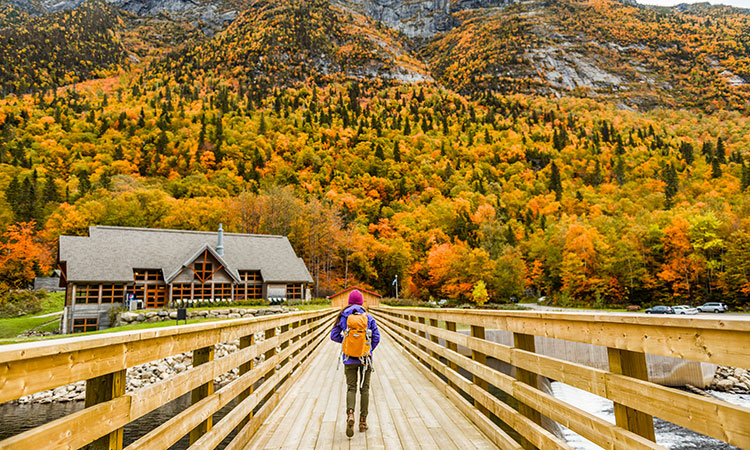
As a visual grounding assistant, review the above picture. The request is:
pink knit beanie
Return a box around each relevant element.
[348,289,364,306]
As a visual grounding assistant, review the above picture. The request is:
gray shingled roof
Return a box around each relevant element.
[59,226,313,284]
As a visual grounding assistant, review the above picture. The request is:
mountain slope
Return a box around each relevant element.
[160,0,430,90]
[421,0,750,110]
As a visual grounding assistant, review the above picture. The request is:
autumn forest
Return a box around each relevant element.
[0,0,749,308]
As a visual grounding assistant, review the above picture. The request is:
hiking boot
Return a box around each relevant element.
[346,409,355,437]
[359,415,368,432]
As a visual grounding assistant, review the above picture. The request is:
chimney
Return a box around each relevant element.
[216,223,224,256]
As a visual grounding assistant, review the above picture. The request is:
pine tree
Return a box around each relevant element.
[549,161,562,200]
[375,144,384,160]
[614,158,626,185]
[43,177,59,203]
[679,141,694,164]
[393,141,401,162]
[403,116,411,135]
[716,137,726,164]
[662,164,678,209]
[741,160,750,191]
[258,112,267,135]
[711,156,722,178]
[590,160,603,186]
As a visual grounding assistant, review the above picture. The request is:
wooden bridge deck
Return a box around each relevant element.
[244,334,499,450]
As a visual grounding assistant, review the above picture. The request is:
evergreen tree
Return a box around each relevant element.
[716,137,726,164]
[549,161,562,200]
[590,160,603,186]
[43,177,59,203]
[711,156,722,178]
[393,141,401,162]
[614,158,626,185]
[375,144,384,160]
[258,112,267,135]
[741,160,750,191]
[662,164,678,209]
[679,141,694,164]
[403,116,411,135]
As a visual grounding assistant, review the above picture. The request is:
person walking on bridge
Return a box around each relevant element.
[330,289,380,437]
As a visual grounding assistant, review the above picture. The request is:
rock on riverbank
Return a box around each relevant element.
[709,366,750,393]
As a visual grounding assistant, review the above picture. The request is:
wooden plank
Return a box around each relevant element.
[513,332,542,450]
[83,369,127,450]
[470,325,491,418]
[238,332,255,431]
[190,346,215,444]
[607,348,656,442]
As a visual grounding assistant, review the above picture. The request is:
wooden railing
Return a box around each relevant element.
[370,306,750,450]
[0,308,338,450]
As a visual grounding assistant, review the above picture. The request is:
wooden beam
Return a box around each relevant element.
[608,348,656,442]
[237,332,254,432]
[189,346,215,444]
[84,369,126,450]
[470,325,490,418]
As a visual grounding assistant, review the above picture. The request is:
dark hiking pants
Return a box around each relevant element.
[344,364,372,417]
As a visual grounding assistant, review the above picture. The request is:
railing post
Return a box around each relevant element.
[265,327,277,392]
[84,369,126,450]
[470,325,490,417]
[417,317,427,352]
[445,321,459,389]
[429,318,440,375]
[607,348,656,441]
[190,345,215,444]
[237,333,255,431]
[513,332,542,450]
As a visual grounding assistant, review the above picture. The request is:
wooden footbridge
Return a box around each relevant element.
[0,306,748,450]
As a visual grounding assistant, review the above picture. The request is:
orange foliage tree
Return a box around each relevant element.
[0,222,53,293]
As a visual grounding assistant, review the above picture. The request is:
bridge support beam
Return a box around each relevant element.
[445,321,459,389]
[84,369,126,450]
[190,345,215,444]
[513,332,542,450]
[470,325,490,417]
[607,348,656,441]
[237,332,255,431]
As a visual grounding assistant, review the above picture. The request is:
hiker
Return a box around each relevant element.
[330,289,380,437]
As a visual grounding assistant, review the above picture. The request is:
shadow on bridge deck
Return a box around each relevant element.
[245,334,499,450]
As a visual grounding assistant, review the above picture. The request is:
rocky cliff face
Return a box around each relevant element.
[335,0,517,39]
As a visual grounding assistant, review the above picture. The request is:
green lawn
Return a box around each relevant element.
[0,292,66,339]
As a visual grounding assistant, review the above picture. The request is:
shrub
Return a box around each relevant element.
[0,289,46,318]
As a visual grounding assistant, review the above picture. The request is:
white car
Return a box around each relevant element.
[672,305,698,315]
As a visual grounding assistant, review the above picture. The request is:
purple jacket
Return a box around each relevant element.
[330,305,380,364]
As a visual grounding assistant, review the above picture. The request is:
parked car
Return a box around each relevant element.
[672,305,698,315]
[645,305,674,314]
[697,302,728,313]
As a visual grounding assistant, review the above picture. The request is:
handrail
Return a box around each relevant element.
[371,306,750,450]
[0,308,338,450]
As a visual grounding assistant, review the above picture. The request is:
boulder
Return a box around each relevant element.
[121,312,139,322]
[228,313,241,319]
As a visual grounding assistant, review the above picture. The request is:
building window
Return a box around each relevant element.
[101,285,125,304]
[134,269,163,282]
[214,283,232,300]
[72,318,98,333]
[239,270,262,283]
[172,283,191,301]
[287,284,303,300]
[75,285,100,304]
[193,283,212,300]
[193,262,213,281]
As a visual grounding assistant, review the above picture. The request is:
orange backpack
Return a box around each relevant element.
[342,311,371,358]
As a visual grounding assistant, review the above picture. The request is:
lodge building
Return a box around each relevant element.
[58,225,313,333]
